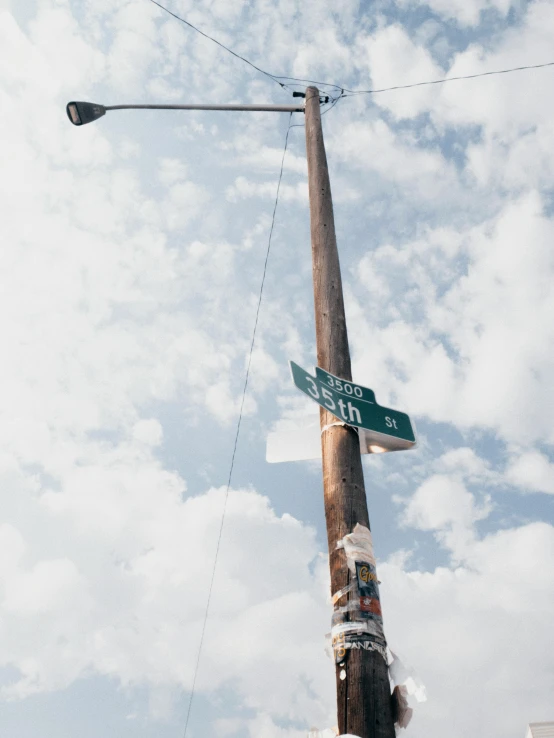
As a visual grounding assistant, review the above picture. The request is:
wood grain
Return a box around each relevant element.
[305,86,395,738]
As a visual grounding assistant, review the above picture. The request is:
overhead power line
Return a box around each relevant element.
[147,0,346,98]
[148,0,292,91]
[148,0,554,109]
[340,60,554,96]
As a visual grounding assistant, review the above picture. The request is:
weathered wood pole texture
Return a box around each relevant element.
[304,87,395,738]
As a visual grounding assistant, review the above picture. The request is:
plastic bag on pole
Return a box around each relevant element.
[336,523,376,571]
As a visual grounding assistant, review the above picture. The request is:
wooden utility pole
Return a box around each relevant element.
[305,86,395,738]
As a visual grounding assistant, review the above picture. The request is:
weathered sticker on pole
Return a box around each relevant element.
[289,361,416,451]
[356,561,382,621]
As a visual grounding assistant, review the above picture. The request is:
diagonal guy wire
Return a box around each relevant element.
[182,114,294,738]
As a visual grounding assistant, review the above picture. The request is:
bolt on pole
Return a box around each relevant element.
[304,86,396,738]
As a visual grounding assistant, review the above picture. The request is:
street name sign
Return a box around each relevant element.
[289,361,416,452]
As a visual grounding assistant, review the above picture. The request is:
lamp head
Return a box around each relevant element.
[66,101,106,126]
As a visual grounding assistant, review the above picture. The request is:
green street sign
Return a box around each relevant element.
[315,366,376,404]
[290,361,416,449]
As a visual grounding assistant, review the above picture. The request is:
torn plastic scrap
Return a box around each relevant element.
[336,523,375,570]
[391,685,413,729]
[331,580,357,605]
[389,651,427,703]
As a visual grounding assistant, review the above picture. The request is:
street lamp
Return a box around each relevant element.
[66,99,305,126]
[66,101,106,126]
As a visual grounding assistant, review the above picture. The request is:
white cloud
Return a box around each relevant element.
[161,179,211,230]
[205,379,244,423]
[157,157,189,185]
[365,5,554,194]
[337,119,440,178]
[351,194,554,445]
[292,27,353,81]
[329,118,460,209]
[0,6,292,458]
[0,524,26,576]
[432,2,554,144]
[471,117,554,191]
[505,450,554,495]
[5,433,549,738]
[433,447,497,483]
[3,558,85,616]
[132,419,164,446]
[357,24,444,119]
[399,473,492,556]
[226,175,309,203]
[104,3,164,95]
[381,521,554,738]
[0,468,334,727]
[243,0,360,81]
[236,142,308,176]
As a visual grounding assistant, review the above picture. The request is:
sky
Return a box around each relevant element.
[1,0,553,737]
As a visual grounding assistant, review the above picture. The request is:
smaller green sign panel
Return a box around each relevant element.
[315,366,376,404]
[289,361,415,444]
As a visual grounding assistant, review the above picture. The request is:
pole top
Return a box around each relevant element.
[304,87,329,104]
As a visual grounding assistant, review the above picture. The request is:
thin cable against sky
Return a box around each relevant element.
[340,60,554,96]
[148,0,290,90]
[181,114,294,738]
[147,0,554,107]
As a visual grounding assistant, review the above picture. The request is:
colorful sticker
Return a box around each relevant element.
[347,636,387,661]
[356,561,380,599]
[360,596,382,618]
[332,629,347,663]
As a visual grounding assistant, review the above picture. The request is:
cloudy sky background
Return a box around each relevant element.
[1,0,554,736]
